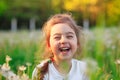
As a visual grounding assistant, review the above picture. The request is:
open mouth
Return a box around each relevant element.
[59,47,70,52]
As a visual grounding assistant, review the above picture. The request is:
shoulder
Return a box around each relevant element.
[72,59,87,72]
[32,59,50,80]
[72,59,86,67]
[72,59,89,80]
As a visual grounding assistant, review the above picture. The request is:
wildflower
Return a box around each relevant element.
[19,66,26,71]
[115,59,120,65]
[8,74,20,80]
[18,65,30,80]
[20,73,29,80]
[26,62,32,67]
[6,55,12,63]
[1,55,12,71]
[26,62,32,75]
[1,63,10,71]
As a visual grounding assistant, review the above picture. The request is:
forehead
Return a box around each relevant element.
[50,23,75,35]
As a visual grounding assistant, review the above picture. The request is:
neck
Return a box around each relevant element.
[53,58,72,75]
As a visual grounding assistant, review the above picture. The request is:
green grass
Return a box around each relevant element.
[82,27,120,80]
[0,27,120,79]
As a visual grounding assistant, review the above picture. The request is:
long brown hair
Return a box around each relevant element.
[37,13,83,80]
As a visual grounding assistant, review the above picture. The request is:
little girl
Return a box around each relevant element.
[32,13,88,80]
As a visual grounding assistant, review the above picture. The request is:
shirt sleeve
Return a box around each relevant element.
[80,61,89,80]
[82,74,89,80]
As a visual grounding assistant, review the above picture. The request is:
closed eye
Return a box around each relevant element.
[67,35,73,39]
[54,36,61,40]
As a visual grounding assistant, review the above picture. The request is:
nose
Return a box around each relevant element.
[60,36,67,44]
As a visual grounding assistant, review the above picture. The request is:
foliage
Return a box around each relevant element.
[0,27,120,79]
[4,0,52,18]
[82,27,120,79]
[64,0,120,26]
[0,31,41,78]
[1,0,120,29]
[0,0,8,17]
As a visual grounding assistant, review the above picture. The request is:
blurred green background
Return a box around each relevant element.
[0,0,120,80]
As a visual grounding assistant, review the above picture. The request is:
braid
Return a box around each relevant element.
[37,58,54,80]
[40,62,49,80]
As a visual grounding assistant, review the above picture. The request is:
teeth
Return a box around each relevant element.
[60,47,70,51]
[62,48,68,50]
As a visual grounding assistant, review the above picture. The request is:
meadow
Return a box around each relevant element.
[0,27,120,80]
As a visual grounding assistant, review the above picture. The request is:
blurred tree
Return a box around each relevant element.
[96,0,120,27]
[51,0,65,13]
[1,0,120,30]
[106,0,120,26]
[1,0,53,29]
[6,0,52,18]
[63,0,120,27]
[0,0,8,17]
[63,0,98,28]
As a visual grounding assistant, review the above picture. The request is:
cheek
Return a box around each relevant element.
[73,39,78,49]
[74,43,78,50]
[49,38,57,49]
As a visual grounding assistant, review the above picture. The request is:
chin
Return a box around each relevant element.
[60,56,72,60]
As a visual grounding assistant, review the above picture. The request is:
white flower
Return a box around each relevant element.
[8,75,20,80]
[20,73,29,80]
[6,55,12,62]
[1,63,10,71]
[26,62,32,67]
[115,59,120,64]
[19,66,26,71]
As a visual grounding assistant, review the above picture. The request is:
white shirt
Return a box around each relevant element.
[32,59,88,80]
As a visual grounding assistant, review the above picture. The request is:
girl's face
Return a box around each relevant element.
[49,23,78,61]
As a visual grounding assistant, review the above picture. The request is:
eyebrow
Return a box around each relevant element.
[52,32,75,36]
[66,32,75,35]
